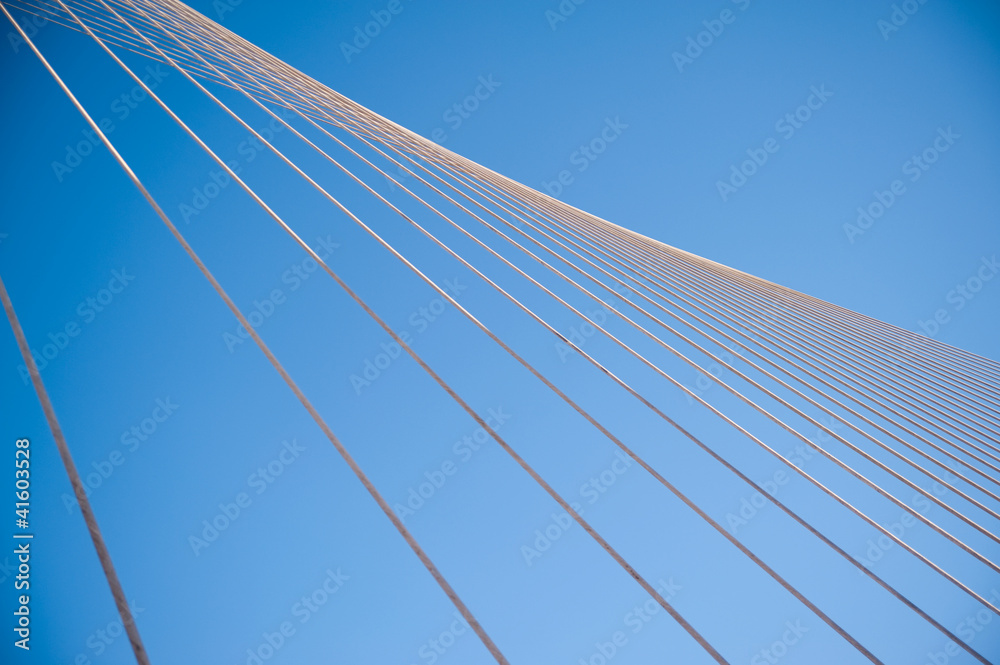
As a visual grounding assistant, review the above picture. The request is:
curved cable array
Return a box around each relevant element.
[2,1,998,663]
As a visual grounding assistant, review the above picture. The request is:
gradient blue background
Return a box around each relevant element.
[1,1,998,664]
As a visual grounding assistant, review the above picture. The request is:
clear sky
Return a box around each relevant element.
[1,1,999,664]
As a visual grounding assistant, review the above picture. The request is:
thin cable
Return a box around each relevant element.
[101,7,899,661]
[450,163,1000,485]
[146,7,1000,615]
[481,178,1000,464]
[54,2,732,660]
[0,9,152,665]
[11,6,512,661]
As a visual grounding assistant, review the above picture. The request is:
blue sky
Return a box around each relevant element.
[1,1,999,664]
